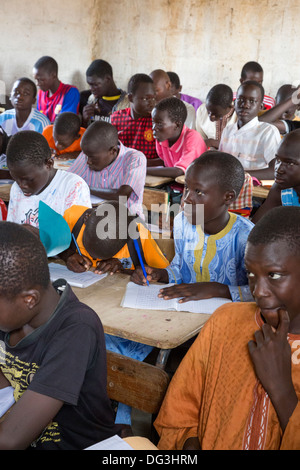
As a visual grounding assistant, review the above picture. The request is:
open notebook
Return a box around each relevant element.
[121,282,232,314]
[48,262,107,288]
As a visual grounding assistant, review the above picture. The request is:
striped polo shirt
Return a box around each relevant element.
[68,141,146,217]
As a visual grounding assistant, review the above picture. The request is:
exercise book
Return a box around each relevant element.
[49,262,107,288]
[121,282,232,314]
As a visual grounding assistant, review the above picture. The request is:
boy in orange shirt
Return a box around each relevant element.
[42,112,85,159]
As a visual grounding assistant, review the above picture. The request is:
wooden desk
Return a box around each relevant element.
[145,175,174,187]
[0,184,12,202]
[72,273,209,368]
[175,175,185,185]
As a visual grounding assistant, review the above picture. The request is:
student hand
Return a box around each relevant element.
[158,282,230,302]
[95,258,124,275]
[130,266,167,285]
[66,253,92,273]
[82,104,96,121]
[248,309,298,429]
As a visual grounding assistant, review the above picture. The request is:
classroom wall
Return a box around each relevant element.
[1,0,299,103]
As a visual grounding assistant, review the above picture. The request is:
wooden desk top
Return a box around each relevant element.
[145,175,174,187]
[73,273,209,350]
[175,175,185,185]
[0,183,12,202]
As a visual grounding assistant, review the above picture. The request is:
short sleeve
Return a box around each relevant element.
[61,87,80,115]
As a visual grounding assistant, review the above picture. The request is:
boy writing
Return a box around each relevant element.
[147,97,206,179]
[42,111,85,159]
[6,130,91,227]
[155,205,300,450]
[196,84,237,149]
[0,222,119,449]
[68,120,146,219]
[33,56,80,123]
[132,151,254,303]
[110,73,159,165]
[252,130,300,223]
[82,59,128,126]
[219,80,281,180]
[0,77,50,135]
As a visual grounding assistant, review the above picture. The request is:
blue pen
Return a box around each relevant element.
[72,233,82,256]
[133,238,149,286]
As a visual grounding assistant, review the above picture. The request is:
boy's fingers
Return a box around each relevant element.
[277,309,290,338]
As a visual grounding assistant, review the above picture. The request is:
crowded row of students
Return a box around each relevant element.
[0,55,299,450]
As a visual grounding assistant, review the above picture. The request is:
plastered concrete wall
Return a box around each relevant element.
[0,0,299,102]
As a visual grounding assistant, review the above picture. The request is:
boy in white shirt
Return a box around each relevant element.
[219,81,281,181]
[6,130,91,227]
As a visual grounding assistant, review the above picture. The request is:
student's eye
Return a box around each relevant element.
[196,189,204,196]
[247,271,255,278]
[269,272,282,280]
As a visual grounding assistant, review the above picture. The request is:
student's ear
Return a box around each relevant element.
[21,289,41,310]
[224,190,236,206]
[128,93,133,103]
[45,156,54,169]
[109,145,119,158]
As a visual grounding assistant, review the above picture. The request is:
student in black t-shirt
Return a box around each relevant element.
[0,222,119,450]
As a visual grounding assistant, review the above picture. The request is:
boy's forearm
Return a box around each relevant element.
[146,166,183,178]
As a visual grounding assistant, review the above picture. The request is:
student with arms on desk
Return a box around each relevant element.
[155,206,300,450]
[0,222,119,450]
[132,151,254,303]
[68,120,146,219]
[147,97,206,180]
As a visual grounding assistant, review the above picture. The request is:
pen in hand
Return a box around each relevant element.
[133,239,149,286]
[72,233,89,271]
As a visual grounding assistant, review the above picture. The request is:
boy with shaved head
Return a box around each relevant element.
[68,120,146,218]
[150,69,196,129]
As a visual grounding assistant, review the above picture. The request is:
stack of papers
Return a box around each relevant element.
[48,262,107,288]
[121,282,232,314]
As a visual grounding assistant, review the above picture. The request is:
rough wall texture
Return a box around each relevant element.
[0,0,299,102]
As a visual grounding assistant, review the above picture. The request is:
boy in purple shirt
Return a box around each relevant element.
[167,71,202,111]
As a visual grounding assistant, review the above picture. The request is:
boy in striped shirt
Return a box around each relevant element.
[68,120,146,219]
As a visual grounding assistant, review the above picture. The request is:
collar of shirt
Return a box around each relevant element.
[235,116,259,133]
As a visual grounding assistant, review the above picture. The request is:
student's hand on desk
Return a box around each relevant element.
[130,266,168,285]
[95,258,124,275]
[66,253,92,273]
[158,282,231,302]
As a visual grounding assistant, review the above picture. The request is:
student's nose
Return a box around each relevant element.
[251,276,270,300]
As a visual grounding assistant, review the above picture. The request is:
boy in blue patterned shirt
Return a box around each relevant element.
[131,151,254,303]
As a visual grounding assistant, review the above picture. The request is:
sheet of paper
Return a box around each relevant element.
[84,434,133,450]
[90,195,105,205]
[121,282,177,310]
[121,282,232,314]
[49,262,107,288]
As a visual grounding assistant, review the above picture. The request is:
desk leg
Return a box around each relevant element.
[155,349,171,370]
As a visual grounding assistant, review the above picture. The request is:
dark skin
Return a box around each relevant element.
[81,136,134,201]
[131,164,235,302]
[10,80,37,129]
[245,241,300,432]
[82,74,121,126]
[146,108,184,178]
[0,284,64,449]
[259,87,300,133]
[205,101,234,149]
[235,84,276,180]
[32,67,60,96]
[251,136,300,223]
